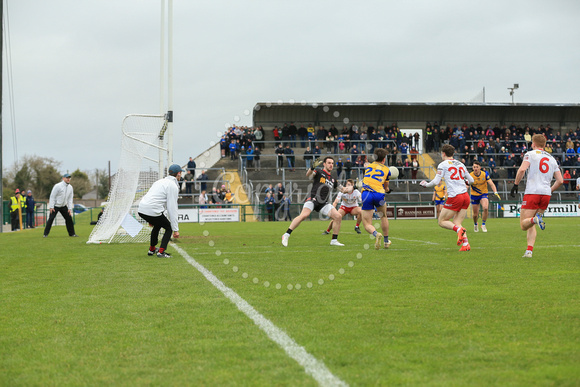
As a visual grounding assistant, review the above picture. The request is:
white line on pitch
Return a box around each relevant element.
[390,237,440,245]
[171,243,348,387]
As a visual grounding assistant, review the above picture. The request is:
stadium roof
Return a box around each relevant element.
[252,102,580,129]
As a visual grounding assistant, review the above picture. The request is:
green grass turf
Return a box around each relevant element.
[1,216,579,386]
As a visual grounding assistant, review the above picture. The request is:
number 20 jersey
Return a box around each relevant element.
[436,159,469,198]
[523,149,559,196]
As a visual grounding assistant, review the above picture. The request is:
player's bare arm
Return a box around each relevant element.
[514,161,530,185]
[487,179,501,199]
[510,160,530,197]
[552,170,564,193]
[383,180,391,193]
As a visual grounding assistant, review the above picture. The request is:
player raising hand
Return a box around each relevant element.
[420,144,474,251]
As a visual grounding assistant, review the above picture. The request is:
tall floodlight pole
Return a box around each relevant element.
[508,83,519,104]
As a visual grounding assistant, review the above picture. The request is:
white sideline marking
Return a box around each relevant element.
[390,237,440,245]
[171,243,348,387]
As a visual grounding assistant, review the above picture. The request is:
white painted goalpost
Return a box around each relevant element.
[88,0,174,244]
[87,114,169,244]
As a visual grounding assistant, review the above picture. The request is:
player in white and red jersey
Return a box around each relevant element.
[420,144,475,251]
[510,134,563,258]
[323,179,363,234]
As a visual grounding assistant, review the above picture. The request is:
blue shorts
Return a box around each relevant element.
[434,200,445,205]
[470,194,488,205]
[361,191,386,211]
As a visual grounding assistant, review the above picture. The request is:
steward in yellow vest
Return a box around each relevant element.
[10,189,26,231]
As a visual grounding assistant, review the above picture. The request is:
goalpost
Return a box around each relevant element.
[87,114,170,244]
[88,0,175,244]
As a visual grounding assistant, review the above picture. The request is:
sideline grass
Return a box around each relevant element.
[1,217,579,386]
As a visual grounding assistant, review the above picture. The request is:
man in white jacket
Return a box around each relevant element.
[44,173,77,238]
[138,164,182,258]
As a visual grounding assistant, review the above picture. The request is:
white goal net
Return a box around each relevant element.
[87,114,169,244]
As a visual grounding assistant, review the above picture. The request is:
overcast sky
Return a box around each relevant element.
[3,0,579,174]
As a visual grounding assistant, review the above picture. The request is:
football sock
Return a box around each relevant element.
[453,225,460,232]
[474,222,478,226]
[326,227,331,232]
[530,217,536,224]
[286,228,293,235]
[159,248,165,254]
[463,240,469,247]
[384,236,389,243]
[332,234,338,240]
[482,221,486,226]
[149,246,156,252]
[355,222,360,227]
[527,245,534,251]
[372,231,378,237]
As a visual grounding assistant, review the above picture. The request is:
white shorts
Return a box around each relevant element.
[303,200,334,216]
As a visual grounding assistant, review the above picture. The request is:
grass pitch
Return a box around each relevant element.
[1,216,579,386]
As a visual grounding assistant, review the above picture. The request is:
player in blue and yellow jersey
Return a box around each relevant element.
[360,148,395,250]
[432,181,446,218]
[469,160,501,232]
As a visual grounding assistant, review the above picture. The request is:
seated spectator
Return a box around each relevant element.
[224,189,235,204]
[198,190,209,208]
[211,187,221,204]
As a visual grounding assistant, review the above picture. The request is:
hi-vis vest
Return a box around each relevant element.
[10,196,26,213]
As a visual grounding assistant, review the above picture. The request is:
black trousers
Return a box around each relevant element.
[44,206,76,236]
[11,211,20,231]
[138,212,172,250]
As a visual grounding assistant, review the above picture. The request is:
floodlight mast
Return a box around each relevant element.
[508,83,519,104]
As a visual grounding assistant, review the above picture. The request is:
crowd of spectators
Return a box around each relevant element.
[262,183,292,221]
[220,125,266,162]
[218,121,580,194]
[424,122,580,190]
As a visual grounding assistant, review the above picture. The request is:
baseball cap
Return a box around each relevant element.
[168,164,182,174]
[63,173,71,178]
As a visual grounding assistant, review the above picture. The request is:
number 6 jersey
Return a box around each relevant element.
[523,149,559,196]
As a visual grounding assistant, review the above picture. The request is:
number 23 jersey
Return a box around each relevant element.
[436,159,469,198]
[523,150,559,196]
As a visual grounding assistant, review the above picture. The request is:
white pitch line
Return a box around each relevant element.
[171,243,348,387]
[390,237,440,245]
